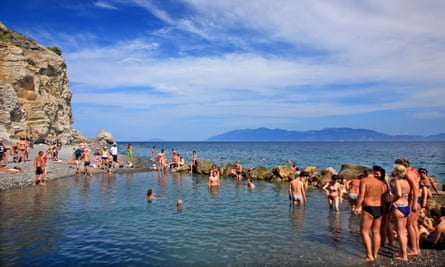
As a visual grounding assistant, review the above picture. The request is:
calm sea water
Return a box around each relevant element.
[1,142,444,266]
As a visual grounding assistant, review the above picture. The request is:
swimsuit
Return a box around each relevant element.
[393,203,410,217]
[348,193,358,201]
[362,206,383,218]
[418,197,427,208]
[291,194,303,201]
[328,195,338,200]
[84,161,90,167]
[35,166,43,175]
[128,151,133,157]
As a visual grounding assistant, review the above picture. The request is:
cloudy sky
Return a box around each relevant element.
[2,0,445,141]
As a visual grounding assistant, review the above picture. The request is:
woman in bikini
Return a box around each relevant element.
[391,164,411,261]
[418,168,442,209]
[208,166,220,188]
[323,176,340,211]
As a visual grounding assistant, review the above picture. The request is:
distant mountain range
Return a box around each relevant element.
[206,127,445,142]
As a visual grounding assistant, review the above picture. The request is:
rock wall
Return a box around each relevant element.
[0,22,83,144]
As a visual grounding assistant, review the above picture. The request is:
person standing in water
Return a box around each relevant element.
[289,174,306,206]
[146,189,155,201]
[208,166,220,187]
[247,178,255,189]
[354,168,388,262]
[323,176,341,211]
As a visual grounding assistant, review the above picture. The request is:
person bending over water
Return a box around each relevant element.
[354,168,388,262]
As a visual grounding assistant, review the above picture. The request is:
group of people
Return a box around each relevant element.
[319,158,444,262]
[155,148,187,171]
[72,142,121,176]
[0,138,32,164]
[144,148,445,262]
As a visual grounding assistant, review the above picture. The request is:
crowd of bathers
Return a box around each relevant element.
[155,149,445,262]
[317,158,444,262]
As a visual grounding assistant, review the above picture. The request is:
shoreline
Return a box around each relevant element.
[1,145,444,265]
[0,144,152,191]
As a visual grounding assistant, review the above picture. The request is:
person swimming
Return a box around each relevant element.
[146,188,155,201]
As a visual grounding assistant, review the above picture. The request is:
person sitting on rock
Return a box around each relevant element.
[231,161,243,180]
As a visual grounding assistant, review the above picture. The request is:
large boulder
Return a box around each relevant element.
[338,163,369,180]
[96,130,114,145]
[220,162,235,177]
[194,159,215,175]
[427,195,442,210]
[318,167,338,187]
[246,166,272,180]
[271,165,294,181]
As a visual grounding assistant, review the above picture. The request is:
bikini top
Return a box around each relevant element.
[420,183,432,189]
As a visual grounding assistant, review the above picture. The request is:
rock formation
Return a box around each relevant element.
[0,22,84,144]
[96,129,115,145]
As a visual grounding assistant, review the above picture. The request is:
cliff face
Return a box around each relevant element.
[0,22,83,144]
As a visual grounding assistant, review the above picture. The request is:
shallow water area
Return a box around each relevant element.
[1,141,444,266]
[2,171,365,266]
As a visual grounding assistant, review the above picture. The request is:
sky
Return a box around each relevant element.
[1,0,445,141]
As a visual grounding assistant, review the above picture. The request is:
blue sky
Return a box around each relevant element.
[2,0,445,141]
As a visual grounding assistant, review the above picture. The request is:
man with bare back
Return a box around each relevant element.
[289,174,306,206]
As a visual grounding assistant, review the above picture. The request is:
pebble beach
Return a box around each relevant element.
[0,143,150,191]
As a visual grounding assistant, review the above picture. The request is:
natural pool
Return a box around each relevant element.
[0,171,371,266]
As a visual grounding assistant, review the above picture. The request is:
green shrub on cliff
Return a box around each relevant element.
[47,46,62,56]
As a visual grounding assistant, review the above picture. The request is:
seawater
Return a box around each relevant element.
[1,142,444,266]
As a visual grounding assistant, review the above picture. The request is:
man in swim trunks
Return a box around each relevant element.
[289,174,306,206]
[83,149,93,176]
[345,174,362,211]
[231,161,243,180]
[127,144,134,165]
[33,151,45,186]
[355,168,388,262]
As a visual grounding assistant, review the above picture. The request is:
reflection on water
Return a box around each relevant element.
[0,167,431,266]
[328,211,343,245]
[289,205,305,231]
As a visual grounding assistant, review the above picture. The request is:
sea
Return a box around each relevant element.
[1,141,444,266]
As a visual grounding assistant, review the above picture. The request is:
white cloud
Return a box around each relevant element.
[61,0,445,138]
[94,1,118,10]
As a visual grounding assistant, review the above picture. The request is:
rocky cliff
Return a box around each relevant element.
[0,22,84,144]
